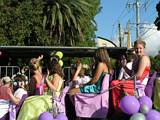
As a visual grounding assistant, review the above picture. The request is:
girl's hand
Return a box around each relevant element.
[44,72,49,81]
[121,59,127,67]
[38,54,43,60]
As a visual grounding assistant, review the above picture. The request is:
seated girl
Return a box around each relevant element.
[69,62,91,88]
[69,47,112,95]
[110,39,151,114]
[118,51,136,80]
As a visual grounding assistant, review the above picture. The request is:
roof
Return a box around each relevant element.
[0,46,127,59]
[97,36,117,47]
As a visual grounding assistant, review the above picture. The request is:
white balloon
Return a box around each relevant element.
[130,113,146,120]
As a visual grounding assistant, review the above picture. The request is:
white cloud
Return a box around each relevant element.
[141,24,160,57]
[96,23,160,57]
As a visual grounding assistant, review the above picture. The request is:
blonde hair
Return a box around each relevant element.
[134,39,146,48]
[29,58,40,71]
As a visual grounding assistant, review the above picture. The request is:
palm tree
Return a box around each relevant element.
[43,0,91,46]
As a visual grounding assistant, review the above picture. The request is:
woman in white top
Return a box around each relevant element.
[118,52,136,80]
[69,63,91,88]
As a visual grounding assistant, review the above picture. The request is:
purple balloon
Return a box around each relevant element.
[39,112,54,120]
[146,109,160,120]
[120,96,140,115]
[55,113,68,120]
[138,96,152,109]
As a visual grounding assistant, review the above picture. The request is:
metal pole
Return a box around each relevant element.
[127,20,132,48]
[136,0,140,39]
[118,23,122,47]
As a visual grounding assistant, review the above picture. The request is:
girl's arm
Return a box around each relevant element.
[72,63,82,81]
[7,88,20,105]
[87,62,105,84]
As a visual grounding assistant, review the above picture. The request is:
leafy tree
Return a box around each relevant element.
[0,0,101,46]
[43,0,92,46]
[150,56,160,73]
[0,0,48,45]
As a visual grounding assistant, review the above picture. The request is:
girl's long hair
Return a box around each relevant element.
[48,56,64,77]
[94,47,112,73]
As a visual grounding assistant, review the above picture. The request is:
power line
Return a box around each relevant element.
[140,26,157,30]
[111,0,158,41]
[110,0,134,40]
[141,27,155,37]
[142,30,158,39]
[140,0,157,22]
[124,0,141,39]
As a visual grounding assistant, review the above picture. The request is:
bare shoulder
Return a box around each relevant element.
[98,62,104,66]
[98,62,108,72]
[97,62,107,69]
[141,55,150,61]
[141,55,150,65]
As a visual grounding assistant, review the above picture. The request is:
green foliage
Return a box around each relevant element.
[0,0,101,46]
[150,55,160,72]
[78,39,96,47]
[110,58,117,69]
[81,0,101,41]
[43,0,101,46]
[0,0,49,45]
[70,57,93,66]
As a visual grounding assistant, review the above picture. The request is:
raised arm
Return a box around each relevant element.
[72,63,82,81]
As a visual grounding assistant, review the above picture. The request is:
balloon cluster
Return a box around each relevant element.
[120,95,160,120]
[50,51,64,67]
[39,112,68,120]
[55,51,63,67]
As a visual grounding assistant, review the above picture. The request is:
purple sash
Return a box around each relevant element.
[9,104,16,120]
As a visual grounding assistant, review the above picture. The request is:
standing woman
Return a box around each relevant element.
[45,55,64,97]
[69,47,112,95]
[110,39,151,113]
[28,55,45,96]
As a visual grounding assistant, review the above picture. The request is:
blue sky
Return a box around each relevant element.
[95,0,159,41]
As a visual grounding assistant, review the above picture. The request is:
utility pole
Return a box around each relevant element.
[118,23,122,47]
[127,0,141,39]
[136,0,140,38]
[127,20,132,48]
[124,20,132,48]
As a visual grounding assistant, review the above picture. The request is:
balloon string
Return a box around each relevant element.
[64,76,157,95]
